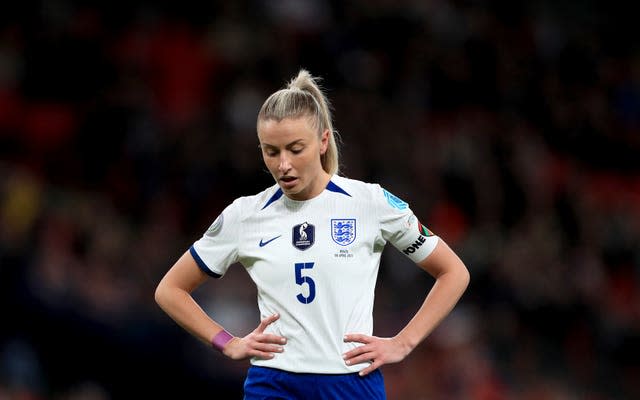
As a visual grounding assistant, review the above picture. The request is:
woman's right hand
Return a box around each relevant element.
[222,313,287,360]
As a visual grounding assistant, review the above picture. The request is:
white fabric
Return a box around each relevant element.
[191,175,438,373]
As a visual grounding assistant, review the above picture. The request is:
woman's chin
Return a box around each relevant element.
[282,187,303,199]
[281,181,311,200]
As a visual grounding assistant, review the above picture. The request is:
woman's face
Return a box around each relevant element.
[258,116,329,201]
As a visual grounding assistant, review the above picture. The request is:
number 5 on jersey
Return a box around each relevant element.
[295,262,315,304]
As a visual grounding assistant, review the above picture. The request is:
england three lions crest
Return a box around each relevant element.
[331,219,356,246]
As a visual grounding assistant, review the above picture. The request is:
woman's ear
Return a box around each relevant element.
[320,129,330,155]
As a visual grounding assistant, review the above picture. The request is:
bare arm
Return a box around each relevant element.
[154,251,287,359]
[154,250,220,345]
[343,238,470,375]
[394,238,470,350]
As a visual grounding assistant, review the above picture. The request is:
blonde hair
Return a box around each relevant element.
[257,69,340,175]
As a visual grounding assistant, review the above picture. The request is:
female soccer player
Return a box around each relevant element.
[154,69,470,399]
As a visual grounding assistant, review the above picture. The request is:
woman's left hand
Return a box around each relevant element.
[342,334,412,376]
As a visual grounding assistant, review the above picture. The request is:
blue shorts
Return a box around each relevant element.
[243,365,386,400]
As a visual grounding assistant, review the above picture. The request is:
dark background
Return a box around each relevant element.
[1,1,638,399]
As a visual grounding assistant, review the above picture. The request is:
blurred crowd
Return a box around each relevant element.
[1,0,639,399]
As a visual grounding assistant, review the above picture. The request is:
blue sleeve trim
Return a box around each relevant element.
[189,245,222,278]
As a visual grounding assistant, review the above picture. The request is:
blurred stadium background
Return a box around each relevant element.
[1,1,638,399]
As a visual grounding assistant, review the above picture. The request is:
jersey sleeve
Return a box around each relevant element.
[189,199,242,278]
[375,185,439,263]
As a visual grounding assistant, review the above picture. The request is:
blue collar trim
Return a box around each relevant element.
[261,188,284,210]
[261,180,351,209]
[326,180,351,197]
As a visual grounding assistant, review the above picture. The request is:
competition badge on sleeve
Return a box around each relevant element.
[292,222,315,250]
[331,219,356,246]
[382,188,408,210]
[205,213,224,237]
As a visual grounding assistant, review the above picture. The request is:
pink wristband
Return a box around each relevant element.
[211,329,234,352]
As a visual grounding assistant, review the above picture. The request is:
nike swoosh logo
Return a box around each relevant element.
[259,235,282,247]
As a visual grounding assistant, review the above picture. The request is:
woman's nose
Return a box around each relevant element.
[278,153,291,172]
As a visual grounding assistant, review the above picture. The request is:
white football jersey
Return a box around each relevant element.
[191,175,439,373]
